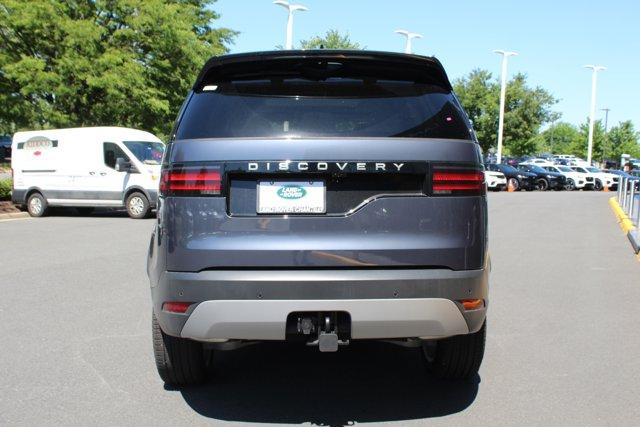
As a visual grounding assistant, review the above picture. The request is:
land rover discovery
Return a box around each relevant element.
[148,50,489,385]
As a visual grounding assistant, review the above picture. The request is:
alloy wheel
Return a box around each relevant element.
[129,196,145,216]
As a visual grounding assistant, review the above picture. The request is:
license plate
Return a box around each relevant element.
[257,181,326,214]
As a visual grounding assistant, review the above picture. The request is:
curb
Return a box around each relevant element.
[0,211,29,221]
[608,197,640,255]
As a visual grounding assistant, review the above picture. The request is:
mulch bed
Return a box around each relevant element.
[0,201,21,214]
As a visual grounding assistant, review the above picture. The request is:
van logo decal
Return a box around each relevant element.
[18,137,58,150]
[277,185,306,199]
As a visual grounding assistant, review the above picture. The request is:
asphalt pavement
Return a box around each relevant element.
[1,192,639,426]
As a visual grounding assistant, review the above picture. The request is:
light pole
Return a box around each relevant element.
[395,30,423,54]
[273,1,308,50]
[494,50,518,165]
[601,107,610,164]
[584,65,606,165]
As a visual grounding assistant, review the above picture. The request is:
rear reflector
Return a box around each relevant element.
[162,302,193,313]
[432,170,485,195]
[459,299,484,310]
[160,166,222,196]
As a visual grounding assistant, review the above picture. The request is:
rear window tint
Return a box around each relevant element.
[176,80,472,140]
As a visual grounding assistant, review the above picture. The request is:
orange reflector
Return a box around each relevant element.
[460,299,484,310]
[162,302,192,313]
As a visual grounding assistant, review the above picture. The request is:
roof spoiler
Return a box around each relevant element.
[193,50,453,91]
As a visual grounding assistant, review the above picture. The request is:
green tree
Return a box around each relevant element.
[299,29,363,50]
[539,122,581,155]
[453,69,557,156]
[452,69,499,151]
[568,119,606,160]
[0,0,237,139]
[606,120,640,160]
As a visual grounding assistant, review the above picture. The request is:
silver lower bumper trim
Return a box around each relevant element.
[180,298,471,341]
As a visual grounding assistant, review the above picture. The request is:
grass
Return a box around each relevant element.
[0,178,11,200]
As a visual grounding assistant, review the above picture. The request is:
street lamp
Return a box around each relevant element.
[395,30,423,54]
[584,65,606,165]
[273,1,308,50]
[601,107,610,164]
[494,50,518,165]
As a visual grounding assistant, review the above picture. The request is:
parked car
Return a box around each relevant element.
[485,170,507,191]
[503,156,520,167]
[484,153,497,164]
[569,157,591,167]
[520,158,555,167]
[517,164,566,190]
[0,135,11,160]
[486,163,536,191]
[604,170,640,190]
[542,165,590,191]
[552,154,576,163]
[11,127,164,218]
[570,166,618,190]
[148,50,489,385]
[536,153,554,161]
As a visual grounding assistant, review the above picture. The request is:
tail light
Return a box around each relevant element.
[160,166,222,197]
[162,302,193,313]
[432,168,485,196]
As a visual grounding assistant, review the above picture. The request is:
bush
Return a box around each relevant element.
[0,179,11,200]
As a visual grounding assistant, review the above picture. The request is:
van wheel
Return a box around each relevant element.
[422,321,486,380]
[152,313,206,386]
[126,192,150,219]
[27,193,48,217]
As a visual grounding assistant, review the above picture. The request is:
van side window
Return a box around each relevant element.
[103,142,129,169]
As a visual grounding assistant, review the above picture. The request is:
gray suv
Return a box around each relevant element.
[148,50,489,386]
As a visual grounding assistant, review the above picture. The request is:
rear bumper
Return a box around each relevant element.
[152,267,489,341]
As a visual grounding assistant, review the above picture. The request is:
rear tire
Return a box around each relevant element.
[126,192,150,219]
[27,192,48,217]
[422,321,486,380]
[536,178,549,191]
[152,313,206,386]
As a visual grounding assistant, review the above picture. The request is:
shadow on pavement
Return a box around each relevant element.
[176,341,479,426]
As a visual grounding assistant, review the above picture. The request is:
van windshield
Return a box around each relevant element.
[123,141,165,165]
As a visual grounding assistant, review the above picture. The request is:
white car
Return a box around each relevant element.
[543,165,589,190]
[570,166,618,190]
[552,154,577,165]
[569,158,591,167]
[521,158,555,167]
[485,170,507,191]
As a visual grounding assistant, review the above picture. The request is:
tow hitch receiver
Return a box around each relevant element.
[287,312,350,352]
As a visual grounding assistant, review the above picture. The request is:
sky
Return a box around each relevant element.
[215,0,640,130]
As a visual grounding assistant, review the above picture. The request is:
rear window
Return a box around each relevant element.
[176,79,472,140]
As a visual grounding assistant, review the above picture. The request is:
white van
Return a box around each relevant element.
[11,127,164,218]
